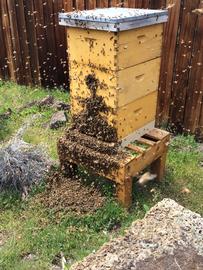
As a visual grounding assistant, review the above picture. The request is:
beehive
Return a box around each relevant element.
[59,8,168,145]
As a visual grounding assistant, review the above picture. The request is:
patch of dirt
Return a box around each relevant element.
[36,170,105,215]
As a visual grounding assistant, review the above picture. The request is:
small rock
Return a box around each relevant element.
[38,95,54,107]
[51,265,61,270]
[181,187,191,194]
[22,253,37,261]
[198,143,203,153]
[0,108,12,119]
[53,101,70,111]
[50,111,67,129]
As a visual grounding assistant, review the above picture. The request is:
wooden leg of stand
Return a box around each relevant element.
[151,150,167,181]
[116,177,133,208]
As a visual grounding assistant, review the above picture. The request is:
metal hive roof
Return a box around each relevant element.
[59,7,168,31]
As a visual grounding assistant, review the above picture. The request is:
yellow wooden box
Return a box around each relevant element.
[59,8,168,145]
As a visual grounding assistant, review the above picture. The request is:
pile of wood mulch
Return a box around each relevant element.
[36,170,106,215]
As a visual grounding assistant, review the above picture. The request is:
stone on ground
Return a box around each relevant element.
[53,101,70,111]
[50,111,67,129]
[38,95,54,107]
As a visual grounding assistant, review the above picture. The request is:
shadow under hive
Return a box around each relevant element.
[58,8,170,207]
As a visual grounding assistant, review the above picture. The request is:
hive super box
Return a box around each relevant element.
[59,8,168,146]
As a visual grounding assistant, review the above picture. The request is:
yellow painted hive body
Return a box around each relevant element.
[68,25,163,142]
[59,8,168,145]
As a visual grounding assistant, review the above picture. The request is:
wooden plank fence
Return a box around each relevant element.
[0,0,202,138]
[0,0,69,88]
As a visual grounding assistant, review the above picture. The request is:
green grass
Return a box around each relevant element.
[131,140,149,149]
[0,81,203,269]
[0,81,69,159]
[0,194,140,270]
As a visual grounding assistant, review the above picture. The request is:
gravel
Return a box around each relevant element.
[71,198,203,270]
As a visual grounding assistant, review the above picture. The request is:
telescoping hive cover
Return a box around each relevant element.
[59,7,168,31]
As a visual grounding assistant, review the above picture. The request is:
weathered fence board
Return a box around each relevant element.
[43,0,58,87]
[169,0,200,132]
[156,0,181,126]
[183,1,203,134]
[15,0,32,85]
[63,0,74,11]
[53,0,67,88]
[86,0,97,9]
[0,0,202,137]
[198,100,203,140]
[33,0,47,86]
[150,0,166,9]
[0,6,9,79]
[24,0,41,85]
[0,0,16,81]
[7,0,23,84]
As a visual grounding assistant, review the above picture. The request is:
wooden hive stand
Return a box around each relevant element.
[59,128,170,208]
[104,128,170,208]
